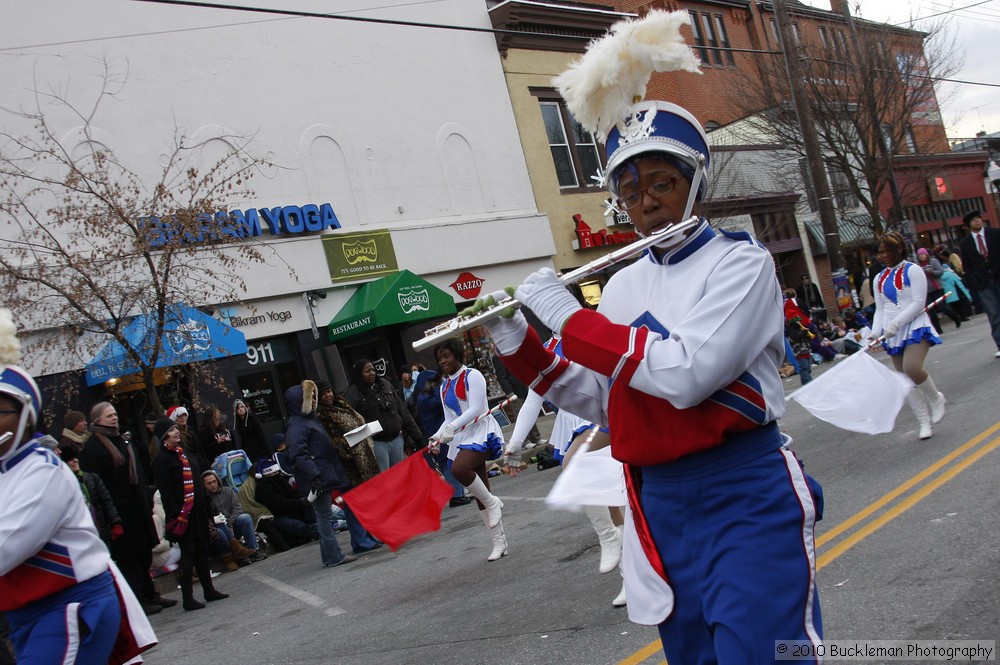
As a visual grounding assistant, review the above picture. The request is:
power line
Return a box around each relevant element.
[885,0,995,25]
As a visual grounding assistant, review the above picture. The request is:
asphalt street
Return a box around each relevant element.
[140,314,1000,665]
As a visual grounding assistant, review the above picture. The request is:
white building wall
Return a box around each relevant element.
[1,1,556,374]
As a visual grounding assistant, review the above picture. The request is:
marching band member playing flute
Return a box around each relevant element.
[476,11,824,664]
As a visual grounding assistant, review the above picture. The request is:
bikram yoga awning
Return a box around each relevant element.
[85,303,248,386]
[327,270,456,343]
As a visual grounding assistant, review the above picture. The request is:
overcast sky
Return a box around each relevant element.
[800,0,1000,143]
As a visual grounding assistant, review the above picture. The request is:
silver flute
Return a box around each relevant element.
[412,215,701,352]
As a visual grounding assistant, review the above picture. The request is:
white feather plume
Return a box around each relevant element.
[554,10,702,138]
[0,308,22,366]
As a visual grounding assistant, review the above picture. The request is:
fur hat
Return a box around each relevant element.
[255,456,282,478]
[64,410,87,431]
[167,406,188,422]
[301,380,317,416]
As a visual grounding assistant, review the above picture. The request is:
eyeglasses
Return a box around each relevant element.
[616,176,679,211]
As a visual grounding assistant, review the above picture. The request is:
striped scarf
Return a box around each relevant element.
[174,446,195,527]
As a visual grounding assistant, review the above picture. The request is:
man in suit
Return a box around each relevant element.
[958,209,1000,358]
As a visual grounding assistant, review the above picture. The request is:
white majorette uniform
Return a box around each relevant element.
[439,365,504,461]
[871,260,941,355]
[499,222,822,641]
[507,337,587,461]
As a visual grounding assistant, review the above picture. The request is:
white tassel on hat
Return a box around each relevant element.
[554,10,701,139]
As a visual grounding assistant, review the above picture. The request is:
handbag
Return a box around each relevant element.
[164,518,188,542]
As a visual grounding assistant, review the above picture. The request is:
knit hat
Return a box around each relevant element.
[144,412,158,426]
[64,410,87,431]
[61,446,79,462]
[553,11,708,206]
[917,247,930,257]
[270,432,285,451]
[154,416,178,441]
[255,456,281,478]
[167,406,188,421]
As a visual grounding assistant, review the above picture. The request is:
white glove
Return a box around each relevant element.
[503,439,524,466]
[515,268,582,335]
[884,322,899,338]
[472,291,530,356]
[433,424,455,445]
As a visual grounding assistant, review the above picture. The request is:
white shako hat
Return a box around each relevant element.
[553,10,709,201]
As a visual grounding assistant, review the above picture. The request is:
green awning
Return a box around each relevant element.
[805,213,880,254]
[327,270,456,342]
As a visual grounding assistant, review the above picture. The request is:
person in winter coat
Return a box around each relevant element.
[201,469,266,564]
[315,381,382,555]
[80,401,164,615]
[284,380,357,568]
[58,410,90,454]
[232,399,270,462]
[197,405,234,464]
[150,491,181,576]
[151,417,230,611]
[344,359,425,472]
[245,457,317,551]
[61,446,123,547]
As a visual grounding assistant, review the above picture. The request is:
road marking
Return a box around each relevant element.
[245,569,346,617]
[617,421,1000,664]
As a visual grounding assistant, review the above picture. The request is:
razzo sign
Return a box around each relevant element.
[141,203,341,247]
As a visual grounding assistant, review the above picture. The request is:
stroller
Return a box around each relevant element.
[211,449,253,489]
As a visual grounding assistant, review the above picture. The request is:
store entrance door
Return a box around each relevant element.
[233,337,301,442]
[340,334,396,383]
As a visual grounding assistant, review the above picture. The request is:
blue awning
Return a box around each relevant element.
[85,303,247,386]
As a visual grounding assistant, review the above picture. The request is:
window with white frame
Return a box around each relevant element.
[536,95,603,190]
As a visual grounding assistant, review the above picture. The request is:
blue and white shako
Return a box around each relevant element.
[604,100,711,203]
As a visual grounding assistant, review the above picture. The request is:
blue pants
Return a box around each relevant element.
[373,434,405,472]
[641,425,823,665]
[7,571,121,665]
[342,503,379,553]
[310,491,348,566]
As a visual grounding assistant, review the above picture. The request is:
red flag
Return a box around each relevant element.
[340,451,453,551]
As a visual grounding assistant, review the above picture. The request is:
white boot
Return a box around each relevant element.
[917,376,946,424]
[584,506,622,574]
[465,475,503,528]
[612,565,626,607]
[906,391,932,440]
[480,511,507,561]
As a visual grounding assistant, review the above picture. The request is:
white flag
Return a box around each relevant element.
[788,351,914,434]
[545,444,627,511]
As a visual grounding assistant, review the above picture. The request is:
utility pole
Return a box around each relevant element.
[837,0,904,231]
[773,0,845,274]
